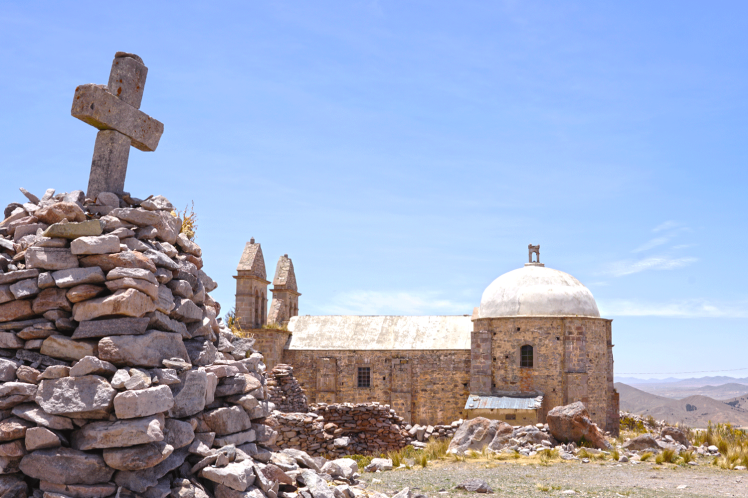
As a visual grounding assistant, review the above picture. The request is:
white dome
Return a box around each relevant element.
[478,264,600,318]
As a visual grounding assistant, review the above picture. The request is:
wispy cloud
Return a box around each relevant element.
[320,290,472,315]
[652,221,681,233]
[599,298,748,318]
[602,256,698,277]
[632,237,670,253]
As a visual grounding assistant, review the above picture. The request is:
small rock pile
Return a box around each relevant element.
[269,403,409,457]
[404,421,460,447]
[267,364,308,413]
[0,187,288,498]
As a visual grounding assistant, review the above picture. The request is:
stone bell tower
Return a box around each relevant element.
[267,254,300,326]
[234,238,269,329]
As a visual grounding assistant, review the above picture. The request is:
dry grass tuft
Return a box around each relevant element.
[180,201,198,240]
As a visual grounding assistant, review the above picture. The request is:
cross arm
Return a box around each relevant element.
[71,84,164,152]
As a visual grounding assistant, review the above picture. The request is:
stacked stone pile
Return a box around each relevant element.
[266,364,308,413]
[269,403,409,457]
[403,421,461,447]
[0,187,292,498]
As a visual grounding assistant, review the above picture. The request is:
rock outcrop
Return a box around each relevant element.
[546,402,611,450]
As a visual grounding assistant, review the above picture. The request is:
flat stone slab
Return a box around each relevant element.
[25,247,79,271]
[71,414,164,450]
[40,481,118,498]
[40,335,96,362]
[51,267,106,288]
[71,235,121,255]
[114,448,188,493]
[42,220,103,239]
[35,375,116,416]
[19,447,114,485]
[113,385,174,419]
[72,288,155,322]
[0,301,35,324]
[98,330,189,367]
[71,317,150,339]
[0,270,39,286]
[11,403,74,430]
[71,84,164,152]
[102,441,173,471]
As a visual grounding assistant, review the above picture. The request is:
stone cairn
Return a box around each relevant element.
[269,403,410,458]
[0,188,294,498]
[266,365,308,414]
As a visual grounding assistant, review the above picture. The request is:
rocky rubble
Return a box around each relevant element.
[267,364,308,414]
[0,187,286,498]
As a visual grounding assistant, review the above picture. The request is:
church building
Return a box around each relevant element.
[235,242,619,434]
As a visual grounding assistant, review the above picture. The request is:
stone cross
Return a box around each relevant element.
[71,52,164,199]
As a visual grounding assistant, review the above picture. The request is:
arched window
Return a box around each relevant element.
[520,345,533,368]
[254,291,260,328]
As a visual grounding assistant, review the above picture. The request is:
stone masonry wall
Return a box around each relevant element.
[267,363,308,413]
[474,316,617,433]
[251,329,290,371]
[282,349,471,426]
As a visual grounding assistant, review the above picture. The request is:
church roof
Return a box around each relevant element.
[273,254,297,292]
[479,264,600,318]
[286,315,471,350]
[237,239,266,280]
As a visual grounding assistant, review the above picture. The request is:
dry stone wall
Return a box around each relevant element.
[267,363,308,413]
[269,402,410,457]
[0,187,281,498]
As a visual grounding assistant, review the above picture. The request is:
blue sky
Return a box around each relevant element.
[2,1,747,379]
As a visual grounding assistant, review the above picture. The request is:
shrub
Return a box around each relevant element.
[620,416,647,434]
[680,451,695,464]
[611,449,620,461]
[180,201,197,240]
[640,452,653,462]
[655,449,677,465]
[344,454,373,469]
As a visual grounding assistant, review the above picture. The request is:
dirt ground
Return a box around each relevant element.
[359,458,748,497]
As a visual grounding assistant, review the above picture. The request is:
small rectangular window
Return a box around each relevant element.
[357,367,371,388]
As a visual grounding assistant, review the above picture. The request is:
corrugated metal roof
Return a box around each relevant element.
[464,395,544,410]
[287,315,472,350]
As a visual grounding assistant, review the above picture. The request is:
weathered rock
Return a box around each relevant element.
[214,429,256,447]
[71,414,164,450]
[546,402,611,450]
[364,458,393,472]
[102,441,173,470]
[146,310,187,336]
[15,365,40,383]
[105,277,159,300]
[661,427,689,447]
[71,317,150,339]
[171,298,202,324]
[17,321,56,340]
[456,480,493,493]
[98,331,190,367]
[69,356,117,377]
[168,370,207,418]
[24,427,62,451]
[124,368,151,390]
[51,267,106,288]
[200,461,255,492]
[0,359,18,382]
[0,382,38,409]
[67,284,106,303]
[40,335,96,361]
[34,203,86,225]
[0,301,34,324]
[185,339,218,366]
[71,235,120,255]
[35,375,116,416]
[39,481,117,498]
[114,385,174,419]
[155,285,175,314]
[0,417,33,442]
[42,220,103,239]
[109,208,161,227]
[72,288,155,321]
[19,447,114,485]
[38,365,70,379]
[114,448,189,493]
[216,374,262,397]
[25,248,79,271]
[9,279,39,300]
[322,459,358,480]
[163,418,195,449]
[622,434,660,451]
[79,252,156,273]
[11,404,74,430]
[0,270,40,286]
[448,417,508,455]
[0,332,24,349]
[32,288,72,314]
[204,406,253,436]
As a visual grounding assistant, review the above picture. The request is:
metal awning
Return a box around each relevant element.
[464,394,543,410]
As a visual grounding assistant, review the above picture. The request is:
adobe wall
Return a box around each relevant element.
[282,349,471,426]
[473,316,617,434]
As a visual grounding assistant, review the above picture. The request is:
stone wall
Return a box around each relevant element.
[251,328,291,371]
[282,349,471,426]
[267,363,308,413]
[268,402,409,457]
[472,316,618,434]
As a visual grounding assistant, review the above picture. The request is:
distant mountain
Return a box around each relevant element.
[725,394,748,411]
[617,376,748,387]
[628,383,748,401]
[615,382,748,428]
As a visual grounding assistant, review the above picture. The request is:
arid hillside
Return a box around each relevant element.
[616,382,748,427]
